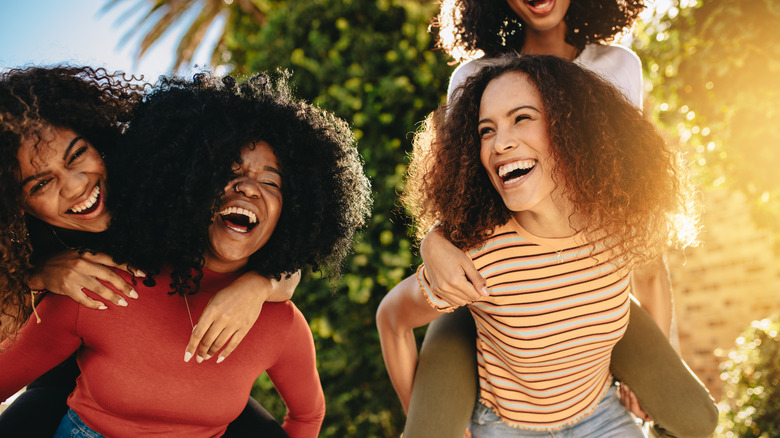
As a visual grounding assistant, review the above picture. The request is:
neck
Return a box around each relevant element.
[521,23,578,61]
[512,195,581,239]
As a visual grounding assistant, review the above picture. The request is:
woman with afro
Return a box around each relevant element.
[0,71,371,437]
[395,1,718,436]
[378,55,700,438]
[0,66,302,436]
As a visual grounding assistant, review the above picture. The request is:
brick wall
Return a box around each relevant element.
[667,187,780,400]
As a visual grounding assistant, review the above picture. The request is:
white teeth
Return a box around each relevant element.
[218,206,258,224]
[69,186,100,213]
[498,160,535,178]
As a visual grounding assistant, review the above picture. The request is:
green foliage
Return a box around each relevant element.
[222,1,454,436]
[634,0,780,247]
[717,317,780,437]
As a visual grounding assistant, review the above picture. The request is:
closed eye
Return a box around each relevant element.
[478,126,494,138]
[515,114,531,124]
[30,178,53,195]
[67,146,89,165]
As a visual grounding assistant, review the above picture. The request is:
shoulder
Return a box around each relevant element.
[448,57,500,102]
[577,44,643,108]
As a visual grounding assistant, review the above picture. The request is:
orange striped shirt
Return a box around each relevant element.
[419,218,631,430]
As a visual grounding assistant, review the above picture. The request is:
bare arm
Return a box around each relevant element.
[376,274,444,412]
[186,270,301,363]
[420,228,489,306]
[631,255,673,338]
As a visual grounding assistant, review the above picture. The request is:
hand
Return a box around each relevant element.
[463,427,472,438]
[185,274,272,363]
[420,227,488,306]
[618,382,651,422]
[28,251,142,310]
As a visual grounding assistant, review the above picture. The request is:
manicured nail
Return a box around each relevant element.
[184,352,193,362]
[204,354,212,361]
[481,287,489,296]
[118,298,128,307]
[196,355,204,363]
[98,305,108,310]
[129,290,139,299]
[217,356,225,364]
[135,269,147,277]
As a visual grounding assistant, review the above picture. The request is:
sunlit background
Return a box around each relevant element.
[2,0,779,436]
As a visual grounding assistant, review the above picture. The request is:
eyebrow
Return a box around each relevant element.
[20,136,84,187]
[264,165,281,176]
[478,105,541,125]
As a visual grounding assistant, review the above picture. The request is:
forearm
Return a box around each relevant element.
[235,270,300,303]
[376,275,442,412]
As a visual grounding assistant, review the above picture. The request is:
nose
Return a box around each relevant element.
[233,178,261,199]
[493,127,517,154]
[60,171,90,199]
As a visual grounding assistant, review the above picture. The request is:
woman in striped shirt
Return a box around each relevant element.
[377,54,698,437]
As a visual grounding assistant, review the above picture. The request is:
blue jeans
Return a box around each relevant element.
[54,409,105,438]
[470,385,645,438]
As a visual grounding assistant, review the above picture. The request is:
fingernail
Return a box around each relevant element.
[135,269,147,277]
[204,354,212,361]
[98,305,108,310]
[196,355,204,363]
[129,290,139,299]
[217,356,225,364]
[184,352,192,362]
[118,298,128,307]
[481,287,489,296]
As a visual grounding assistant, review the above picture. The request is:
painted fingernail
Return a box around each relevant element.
[98,305,108,310]
[217,356,225,364]
[129,290,139,299]
[196,355,204,363]
[118,298,128,307]
[481,287,489,296]
[135,269,147,277]
[184,352,192,362]
[204,354,212,361]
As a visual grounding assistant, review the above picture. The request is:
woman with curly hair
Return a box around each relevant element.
[0,66,304,436]
[378,55,698,438]
[0,71,371,437]
[396,1,718,436]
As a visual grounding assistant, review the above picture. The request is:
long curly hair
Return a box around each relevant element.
[0,66,142,338]
[404,55,697,268]
[435,0,646,62]
[103,72,371,295]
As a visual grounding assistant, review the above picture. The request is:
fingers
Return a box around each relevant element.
[185,322,208,363]
[462,261,489,298]
[65,288,109,310]
[80,252,146,277]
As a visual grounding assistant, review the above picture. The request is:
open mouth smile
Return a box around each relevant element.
[67,185,101,215]
[219,206,259,233]
[524,0,555,13]
[498,159,536,184]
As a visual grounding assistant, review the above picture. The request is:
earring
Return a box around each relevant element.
[10,220,29,244]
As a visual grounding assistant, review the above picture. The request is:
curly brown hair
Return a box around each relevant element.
[404,54,697,268]
[435,0,646,62]
[0,66,143,338]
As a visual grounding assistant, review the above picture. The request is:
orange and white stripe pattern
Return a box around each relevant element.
[419,219,630,430]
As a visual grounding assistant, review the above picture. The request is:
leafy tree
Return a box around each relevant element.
[634,0,780,245]
[222,1,453,436]
[717,317,780,437]
[102,0,269,71]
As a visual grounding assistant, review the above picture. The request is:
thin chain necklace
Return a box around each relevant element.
[183,295,195,330]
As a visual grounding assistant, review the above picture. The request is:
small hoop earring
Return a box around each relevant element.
[234,182,241,193]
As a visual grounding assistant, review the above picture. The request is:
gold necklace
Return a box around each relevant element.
[183,295,195,330]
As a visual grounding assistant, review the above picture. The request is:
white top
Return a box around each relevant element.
[447,44,643,109]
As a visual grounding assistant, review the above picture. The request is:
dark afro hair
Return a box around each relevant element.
[103,72,371,295]
[0,66,142,338]
[435,0,646,62]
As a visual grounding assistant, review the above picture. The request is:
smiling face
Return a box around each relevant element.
[17,126,110,233]
[478,72,566,227]
[506,0,570,32]
[204,141,283,273]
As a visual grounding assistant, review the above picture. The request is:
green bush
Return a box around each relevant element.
[223,1,455,436]
[717,316,780,437]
